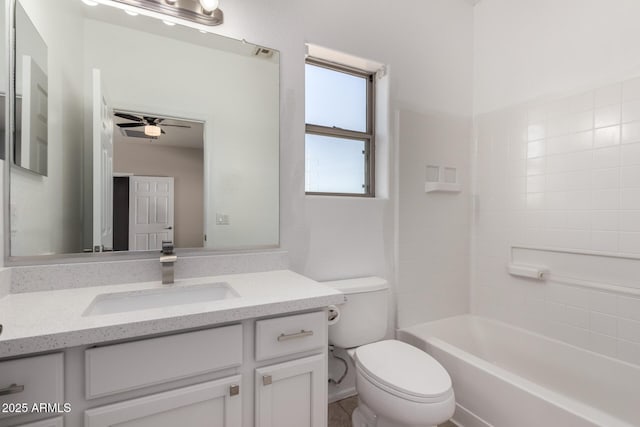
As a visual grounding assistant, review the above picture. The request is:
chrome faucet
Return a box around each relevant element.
[160,241,177,285]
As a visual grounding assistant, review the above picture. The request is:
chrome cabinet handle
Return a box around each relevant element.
[0,384,24,396]
[277,330,314,342]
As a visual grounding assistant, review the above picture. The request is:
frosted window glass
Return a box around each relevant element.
[305,134,366,194]
[305,64,367,132]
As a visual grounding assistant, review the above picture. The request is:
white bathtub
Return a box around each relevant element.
[398,315,640,427]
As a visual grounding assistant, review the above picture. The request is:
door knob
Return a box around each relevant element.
[164,226,173,230]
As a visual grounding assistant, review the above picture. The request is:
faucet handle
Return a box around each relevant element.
[161,240,174,255]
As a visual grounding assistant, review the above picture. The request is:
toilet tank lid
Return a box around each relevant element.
[322,277,388,294]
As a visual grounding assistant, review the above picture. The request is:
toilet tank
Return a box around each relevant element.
[324,277,389,349]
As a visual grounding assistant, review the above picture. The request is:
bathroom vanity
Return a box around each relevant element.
[0,270,344,427]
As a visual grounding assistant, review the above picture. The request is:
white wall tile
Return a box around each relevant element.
[618,318,640,343]
[618,339,640,365]
[587,332,618,357]
[595,83,622,107]
[527,140,546,158]
[593,126,620,148]
[564,304,590,328]
[621,121,640,144]
[473,80,640,363]
[619,232,640,254]
[620,165,640,188]
[591,168,619,189]
[591,211,619,231]
[591,231,619,252]
[589,311,618,336]
[623,77,640,102]
[622,101,640,123]
[619,211,640,232]
[618,295,640,321]
[595,104,621,128]
[593,146,621,169]
[592,189,619,210]
[621,143,640,165]
[588,290,618,315]
[621,188,640,209]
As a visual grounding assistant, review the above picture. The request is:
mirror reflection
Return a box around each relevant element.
[0,0,6,160]
[15,2,48,175]
[10,0,280,257]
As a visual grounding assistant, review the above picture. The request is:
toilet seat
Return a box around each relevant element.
[355,340,452,403]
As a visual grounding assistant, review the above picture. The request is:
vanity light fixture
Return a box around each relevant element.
[81,0,99,6]
[109,0,224,26]
[144,125,162,137]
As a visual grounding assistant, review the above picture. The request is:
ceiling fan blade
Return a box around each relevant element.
[161,128,166,135]
[117,123,145,128]
[114,112,143,122]
[144,116,160,124]
[159,124,192,128]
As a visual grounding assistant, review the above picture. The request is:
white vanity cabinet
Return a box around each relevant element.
[0,309,329,427]
[84,376,242,427]
[255,354,326,427]
[254,311,327,427]
[0,353,64,427]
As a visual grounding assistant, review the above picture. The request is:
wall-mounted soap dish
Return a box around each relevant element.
[425,165,461,193]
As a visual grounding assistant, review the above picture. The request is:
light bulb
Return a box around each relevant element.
[82,0,98,6]
[144,125,162,137]
[199,0,219,13]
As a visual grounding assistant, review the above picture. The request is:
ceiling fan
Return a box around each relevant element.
[115,112,191,137]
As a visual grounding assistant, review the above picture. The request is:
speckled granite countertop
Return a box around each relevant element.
[0,270,344,358]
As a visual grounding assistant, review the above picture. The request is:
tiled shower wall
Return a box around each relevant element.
[473,76,640,365]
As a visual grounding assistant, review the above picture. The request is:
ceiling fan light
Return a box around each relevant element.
[199,0,219,13]
[144,125,162,137]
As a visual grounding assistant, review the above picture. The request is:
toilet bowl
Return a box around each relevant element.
[353,340,455,427]
[325,278,455,427]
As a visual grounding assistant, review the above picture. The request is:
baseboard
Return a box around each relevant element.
[452,403,493,427]
[328,386,357,403]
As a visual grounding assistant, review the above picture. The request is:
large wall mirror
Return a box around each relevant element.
[9,0,280,258]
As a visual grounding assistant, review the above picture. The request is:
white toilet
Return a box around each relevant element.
[326,277,455,427]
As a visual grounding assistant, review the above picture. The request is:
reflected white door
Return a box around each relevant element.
[129,176,175,251]
[21,55,48,174]
[92,69,114,251]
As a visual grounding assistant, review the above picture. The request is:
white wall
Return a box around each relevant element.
[474,0,640,114]
[473,0,640,365]
[10,0,84,255]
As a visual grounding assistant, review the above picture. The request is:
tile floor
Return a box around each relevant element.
[328,396,456,427]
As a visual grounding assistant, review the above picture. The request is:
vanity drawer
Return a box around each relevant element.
[0,353,64,420]
[86,324,242,399]
[255,311,326,361]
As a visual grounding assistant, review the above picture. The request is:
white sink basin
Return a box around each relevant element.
[83,282,239,316]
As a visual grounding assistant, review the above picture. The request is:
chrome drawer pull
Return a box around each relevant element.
[277,330,314,342]
[0,384,24,396]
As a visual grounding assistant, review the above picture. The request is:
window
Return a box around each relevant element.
[305,58,375,196]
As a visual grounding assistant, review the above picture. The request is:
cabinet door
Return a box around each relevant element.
[255,354,326,427]
[84,376,241,427]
